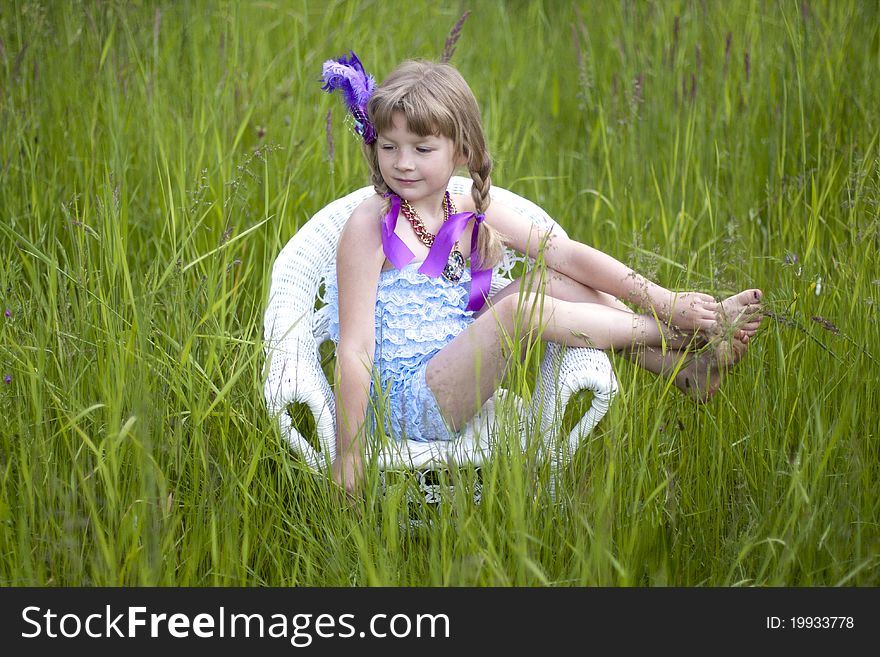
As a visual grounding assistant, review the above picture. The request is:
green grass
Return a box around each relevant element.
[1,0,878,586]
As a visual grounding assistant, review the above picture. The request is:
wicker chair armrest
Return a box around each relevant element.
[264,333,336,472]
[532,343,618,459]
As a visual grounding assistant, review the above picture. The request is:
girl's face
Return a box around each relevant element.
[377,112,463,205]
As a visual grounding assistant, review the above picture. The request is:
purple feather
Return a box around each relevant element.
[321,51,376,143]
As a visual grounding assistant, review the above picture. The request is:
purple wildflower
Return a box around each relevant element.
[4,309,9,318]
[441,11,472,64]
[3,375,10,385]
[811,315,839,334]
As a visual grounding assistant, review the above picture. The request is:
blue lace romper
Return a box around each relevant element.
[325,262,475,442]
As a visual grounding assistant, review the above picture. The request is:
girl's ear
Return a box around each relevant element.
[456,147,469,168]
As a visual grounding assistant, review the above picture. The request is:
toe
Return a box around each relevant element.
[734,289,762,307]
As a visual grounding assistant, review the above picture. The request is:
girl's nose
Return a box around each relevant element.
[395,151,414,171]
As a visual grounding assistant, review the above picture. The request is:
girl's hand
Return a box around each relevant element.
[331,452,365,501]
[664,292,719,333]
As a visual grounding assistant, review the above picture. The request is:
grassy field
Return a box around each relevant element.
[1,0,878,586]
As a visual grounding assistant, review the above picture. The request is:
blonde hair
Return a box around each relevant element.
[363,60,505,269]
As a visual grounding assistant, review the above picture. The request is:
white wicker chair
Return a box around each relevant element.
[264,176,618,487]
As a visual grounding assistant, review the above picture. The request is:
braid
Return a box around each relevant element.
[371,168,391,217]
[364,143,391,217]
[469,154,505,268]
[369,163,388,198]
[469,155,492,216]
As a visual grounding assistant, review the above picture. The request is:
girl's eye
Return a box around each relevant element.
[416,147,432,154]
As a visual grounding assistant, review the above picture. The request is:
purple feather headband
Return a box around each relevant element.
[321,51,376,145]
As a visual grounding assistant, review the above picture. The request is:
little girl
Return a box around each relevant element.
[321,53,763,493]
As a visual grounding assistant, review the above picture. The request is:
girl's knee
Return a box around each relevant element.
[498,291,547,335]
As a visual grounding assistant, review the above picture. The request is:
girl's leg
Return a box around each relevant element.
[480,268,761,347]
[479,267,690,343]
[427,269,759,428]
[426,286,673,431]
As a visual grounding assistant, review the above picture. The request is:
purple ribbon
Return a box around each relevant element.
[465,214,492,312]
[380,194,492,313]
[380,194,415,270]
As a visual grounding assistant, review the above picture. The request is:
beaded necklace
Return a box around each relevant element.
[399,192,466,282]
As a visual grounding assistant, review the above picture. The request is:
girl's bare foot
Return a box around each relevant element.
[690,289,764,347]
[675,334,749,402]
[716,289,763,340]
[666,292,720,333]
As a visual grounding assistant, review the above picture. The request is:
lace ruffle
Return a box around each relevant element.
[387,360,455,442]
[323,262,474,390]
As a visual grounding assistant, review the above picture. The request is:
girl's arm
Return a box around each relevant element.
[332,197,386,494]
[485,201,719,331]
